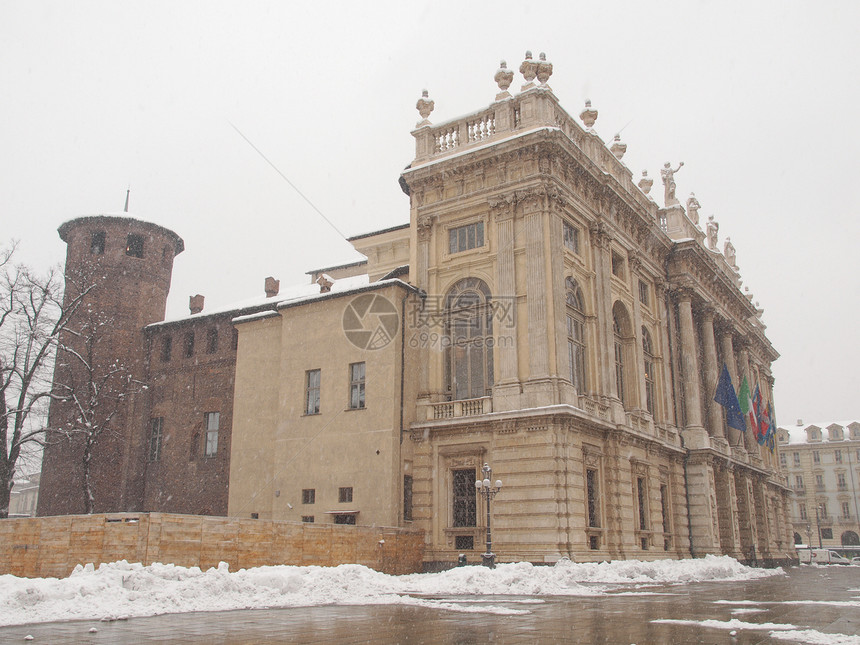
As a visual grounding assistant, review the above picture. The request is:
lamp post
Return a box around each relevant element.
[475,462,502,568]
[815,503,823,549]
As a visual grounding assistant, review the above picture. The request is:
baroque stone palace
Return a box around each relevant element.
[38,54,794,567]
[778,421,860,550]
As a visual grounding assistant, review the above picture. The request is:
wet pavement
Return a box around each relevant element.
[2,565,858,644]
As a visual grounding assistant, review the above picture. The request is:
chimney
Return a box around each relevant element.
[189,294,204,315]
[797,419,803,426]
[316,274,334,293]
[265,276,280,298]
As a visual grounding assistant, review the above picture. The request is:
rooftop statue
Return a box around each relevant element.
[610,134,627,160]
[686,192,701,225]
[536,52,553,85]
[638,170,653,196]
[660,161,684,206]
[706,215,719,250]
[520,51,538,88]
[724,236,737,268]
[494,60,514,94]
[416,89,434,126]
[580,99,598,130]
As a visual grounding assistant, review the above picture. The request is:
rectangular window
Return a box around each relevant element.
[305,369,321,415]
[821,528,833,540]
[835,450,842,464]
[586,468,600,528]
[206,328,218,354]
[302,516,314,523]
[455,535,474,550]
[799,504,807,520]
[148,417,163,462]
[184,331,194,358]
[795,475,804,489]
[567,314,586,393]
[815,474,824,488]
[793,452,801,467]
[403,475,413,521]
[611,251,625,279]
[125,233,144,258]
[842,502,851,519]
[838,472,847,489]
[813,451,820,464]
[338,487,353,503]
[779,453,787,468]
[638,280,649,306]
[820,501,828,517]
[660,484,671,536]
[349,362,365,409]
[563,221,579,254]
[637,476,648,531]
[448,221,484,254]
[204,412,219,457]
[160,336,172,362]
[452,468,477,527]
[302,489,315,504]
[90,231,106,255]
[334,513,356,525]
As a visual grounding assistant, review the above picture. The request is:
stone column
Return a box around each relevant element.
[656,280,676,426]
[416,215,433,399]
[521,188,552,406]
[699,308,726,443]
[630,257,648,414]
[677,289,708,448]
[590,223,616,404]
[719,329,744,452]
[491,196,521,410]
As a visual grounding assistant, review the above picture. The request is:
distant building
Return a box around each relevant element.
[39,54,793,566]
[9,473,40,518]
[777,421,860,549]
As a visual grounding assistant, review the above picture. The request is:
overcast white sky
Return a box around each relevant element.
[1,1,857,428]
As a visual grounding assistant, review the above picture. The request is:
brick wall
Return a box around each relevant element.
[0,513,425,578]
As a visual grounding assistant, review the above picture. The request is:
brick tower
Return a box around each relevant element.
[37,215,184,515]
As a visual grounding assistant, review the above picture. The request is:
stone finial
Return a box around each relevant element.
[580,99,598,130]
[520,50,538,89]
[686,192,701,225]
[744,286,754,301]
[416,89,434,126]
[494,60,514,92]
[536,52,553,85]
[638,170,653,196]
[189,294,204,315]
[609,134,627,160]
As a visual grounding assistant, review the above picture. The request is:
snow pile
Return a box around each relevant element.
[0,556,781,627]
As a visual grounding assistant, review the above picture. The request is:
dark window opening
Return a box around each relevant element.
[306,369,321,415]
[126,234,144,258]
[349,362,366,409]
[589,535,599,550]
[403,475,413,521]
[204,412,219,457]
[586,468,600,528]
[148,417,163,462]
[822,528,833,540]
[334,514,356,525]
[206,328,218,354]
[250,512,259,519]
[302,489,315,504]
[637,476,648,530]
[455,535,474,550]
[339,487,353,503]
[302,516,314,523]
[160,336,172,362]
[448,221,484,254]
[452,468,477,527]
[184,331,194,358]
[90,231,106,255]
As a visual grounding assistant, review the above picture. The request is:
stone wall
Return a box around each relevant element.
[0,513,425,579]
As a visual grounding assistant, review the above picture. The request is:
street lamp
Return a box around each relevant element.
[815,503,823,549]
[475,462,502,568]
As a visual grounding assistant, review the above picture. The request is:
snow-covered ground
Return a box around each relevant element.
[1,555,775,626]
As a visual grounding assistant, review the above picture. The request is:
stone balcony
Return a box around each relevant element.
[420,396,493,421]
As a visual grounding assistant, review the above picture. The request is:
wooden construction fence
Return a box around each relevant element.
[0,513,425,579]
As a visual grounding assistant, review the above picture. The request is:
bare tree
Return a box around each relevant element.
[52,307,144,514]
[0,243,90,518]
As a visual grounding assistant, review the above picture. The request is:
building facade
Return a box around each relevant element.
[38,56,793,566]
[778,421,860,550]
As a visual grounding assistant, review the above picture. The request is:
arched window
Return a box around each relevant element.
[445,278,494,400]
[612,302,633,407]
[565,277,587,393]
[842,530,860,546]
[642,326,655,415]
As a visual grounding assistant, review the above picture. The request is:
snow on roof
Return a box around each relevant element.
[780,420,859,445]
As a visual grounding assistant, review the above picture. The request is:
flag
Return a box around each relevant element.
[738,376,757,432]
[756,397,771,446]
[752,385,765,444]
[714,364,746,432]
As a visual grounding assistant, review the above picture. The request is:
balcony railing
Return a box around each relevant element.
[429,396,492,420]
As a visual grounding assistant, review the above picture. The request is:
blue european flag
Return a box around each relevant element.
[714,364,746,432]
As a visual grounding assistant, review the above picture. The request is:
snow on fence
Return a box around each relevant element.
[0,513,425,579]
